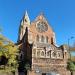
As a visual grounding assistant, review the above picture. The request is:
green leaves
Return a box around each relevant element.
[4,44,19,72]
[0,34,19,72]
[67,61,75,71]
[25,63,31,70]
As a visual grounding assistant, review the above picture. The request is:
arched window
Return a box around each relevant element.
[41,35,44,42]
[52,51,56,57]
[36,35,39,42]
[46,36,48,43]
[37,51,40,57]
[41,51,44,56]
[58,53,61,57]
[51,37,53,44]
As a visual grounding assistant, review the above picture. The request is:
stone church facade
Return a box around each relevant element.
[17,11,69,75]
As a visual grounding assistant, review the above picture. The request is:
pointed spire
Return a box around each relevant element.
[23,11,30,25]
[18,11,31,42]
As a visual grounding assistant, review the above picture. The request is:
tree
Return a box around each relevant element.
[4,43,19,72]
[0,34,19,74]
[67,61,75,75]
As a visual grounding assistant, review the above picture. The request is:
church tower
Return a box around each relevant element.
[18,11,30,41]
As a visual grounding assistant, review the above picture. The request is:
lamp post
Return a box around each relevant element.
[68,37,74,60]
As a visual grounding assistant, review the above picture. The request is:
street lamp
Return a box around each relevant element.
[68,36,74,60]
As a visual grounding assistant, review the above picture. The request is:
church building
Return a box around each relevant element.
[17,11,69,75]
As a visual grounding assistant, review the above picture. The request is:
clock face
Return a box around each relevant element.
[36,21,48,32]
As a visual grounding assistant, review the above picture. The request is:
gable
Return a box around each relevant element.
[29,14,56,45]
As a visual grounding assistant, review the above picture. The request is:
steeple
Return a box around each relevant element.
[18,11,30,41]
[23,11,30,26]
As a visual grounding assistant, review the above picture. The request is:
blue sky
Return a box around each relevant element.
[0,0,75,46]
